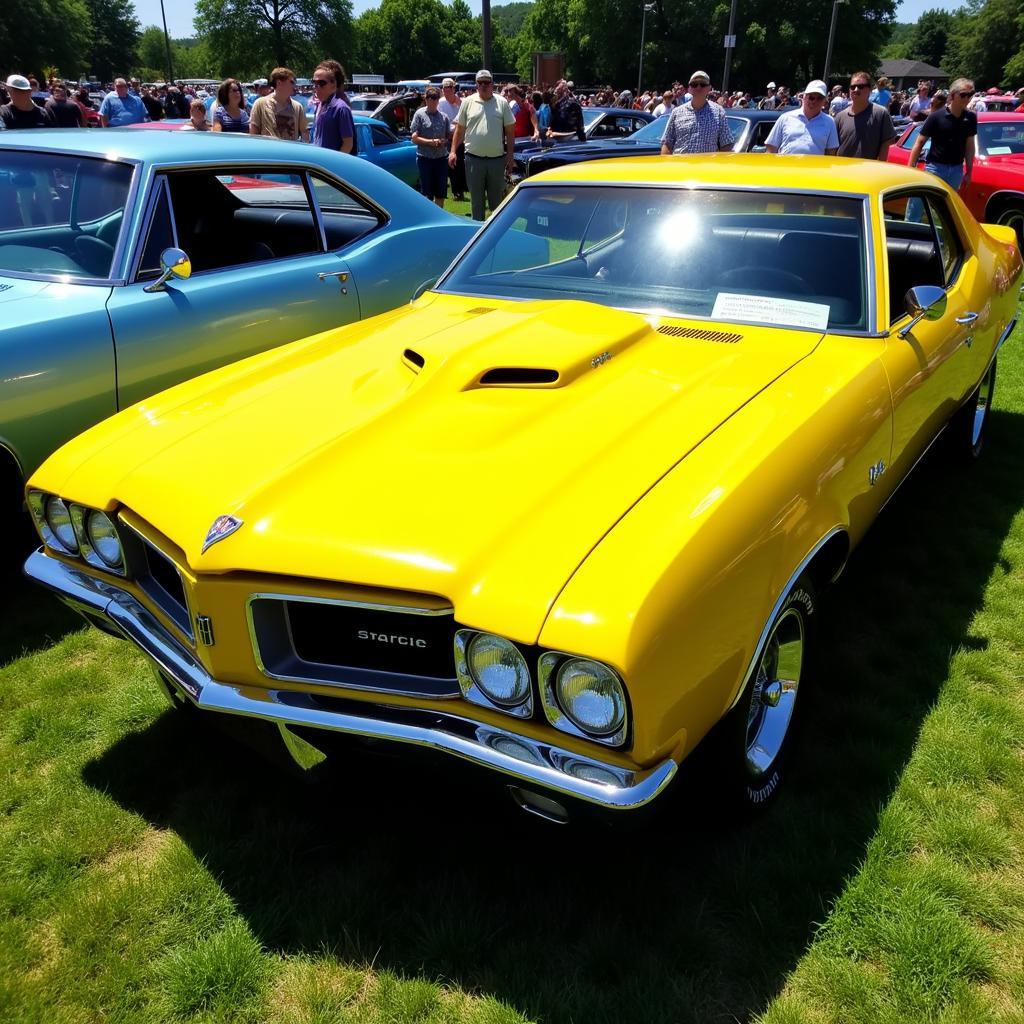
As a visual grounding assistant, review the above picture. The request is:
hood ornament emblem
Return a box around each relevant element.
[202,514,243,553]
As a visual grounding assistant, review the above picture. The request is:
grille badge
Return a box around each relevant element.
[202,514,243,553]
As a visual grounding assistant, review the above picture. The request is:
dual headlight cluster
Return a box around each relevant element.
[27,491,125,575]
[454,630,628,747]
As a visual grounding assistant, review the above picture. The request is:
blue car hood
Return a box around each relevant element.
[0,276,108,329]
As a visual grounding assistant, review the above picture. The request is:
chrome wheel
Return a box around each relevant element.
[745,607,804,778]
[971,362,995,450]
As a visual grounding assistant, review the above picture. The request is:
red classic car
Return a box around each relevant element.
[888,112,1024,246]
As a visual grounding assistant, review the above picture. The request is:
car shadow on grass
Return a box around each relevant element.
[82,408,1024,1024]
[0,560,83,668]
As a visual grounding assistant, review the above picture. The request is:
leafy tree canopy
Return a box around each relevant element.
[85,0,141,81]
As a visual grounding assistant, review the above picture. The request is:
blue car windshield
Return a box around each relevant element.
[438,185,867,332]
[0,151,133,281]
[629,116,669,142]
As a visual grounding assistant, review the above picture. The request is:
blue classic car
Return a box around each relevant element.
[0,129,476,532]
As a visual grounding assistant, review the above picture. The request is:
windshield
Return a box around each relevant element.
[0,151,133,280]
[977,120,1024,156]
[439,185,867,332]
[582,109,602,127]
[630,116,668,142]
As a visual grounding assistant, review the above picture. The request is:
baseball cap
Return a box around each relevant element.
[5,74,31,91]
[767,81,776,90]
[475,69,492,82]
[254,78,268,87]
[689,70,711,85]
[803,79,828,97]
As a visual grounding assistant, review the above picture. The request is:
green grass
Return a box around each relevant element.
[1,315,1023,1023]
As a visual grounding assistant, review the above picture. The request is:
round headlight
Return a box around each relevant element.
[555,659,626,737]
[467,633,531,707]
[44,496,79,553]
[86,511,122,567]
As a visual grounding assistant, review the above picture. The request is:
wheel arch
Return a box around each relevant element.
[983,189,1024,222]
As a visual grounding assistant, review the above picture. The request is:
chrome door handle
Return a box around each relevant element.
[318,271,349,282]
[955,312,979,325]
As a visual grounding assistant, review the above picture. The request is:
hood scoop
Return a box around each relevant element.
[657,324,743,344]
[477,367,560,387]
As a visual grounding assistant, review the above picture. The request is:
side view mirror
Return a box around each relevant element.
[410,278,436,302]
[143,247,192,293]
[898,285,947,338]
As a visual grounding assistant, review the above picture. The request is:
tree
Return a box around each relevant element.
[0,0,93,78]
[908,9,953,69]
[195,0,356,77]
[85,0,141,80]
[354,0,451,78]
[943,0,1023,86]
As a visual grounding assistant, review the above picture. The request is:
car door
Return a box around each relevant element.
[107,166,363,409]
[878,188,977,481]
[365,123,417,186]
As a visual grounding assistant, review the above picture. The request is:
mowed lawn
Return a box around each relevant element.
[1,314,1023,1024]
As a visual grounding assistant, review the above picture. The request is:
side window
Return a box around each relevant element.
[882,192,946,324]
[899,125,921,151]
[925,195,964,283]
[371,125,399,147]
[309,173,383,251]
[165,169,320,274]
[136,178,175,280]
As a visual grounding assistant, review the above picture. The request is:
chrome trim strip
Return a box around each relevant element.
[997,317,1017,350]
[726,526,846,713]
[25,549,676,812]
[249,591,453,617]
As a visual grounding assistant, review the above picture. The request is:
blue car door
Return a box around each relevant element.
[106,167,366,409]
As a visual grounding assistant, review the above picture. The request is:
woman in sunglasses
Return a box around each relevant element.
[212,78,249,133]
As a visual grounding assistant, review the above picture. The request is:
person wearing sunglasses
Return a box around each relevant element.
[764,80,838,155]
[212,78,249,133]
[660,70,734,155]
[834,71,897,160]
[250,67,308,141]
[311,60,355,154]
[907,78,977,192]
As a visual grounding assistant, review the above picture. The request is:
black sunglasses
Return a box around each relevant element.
[312,79,332,87]
[689,81,710,88]
[850,83,870,90]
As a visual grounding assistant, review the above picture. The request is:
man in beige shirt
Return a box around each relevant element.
[249,67,308,142]
[449,69,515,221]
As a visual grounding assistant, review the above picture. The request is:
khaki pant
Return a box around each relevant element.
[465,154,506,221]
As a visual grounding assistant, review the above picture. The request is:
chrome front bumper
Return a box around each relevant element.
[25,548,677,812]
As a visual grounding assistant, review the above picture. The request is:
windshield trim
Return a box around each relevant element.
[435,182,877,333]
[0,149,140,285]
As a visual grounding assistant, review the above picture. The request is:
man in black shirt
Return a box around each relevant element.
[1,75,53,129]
[140,86,165,121]
[45,83,86,127]
[546,80,585,142]
[908,77,977,192]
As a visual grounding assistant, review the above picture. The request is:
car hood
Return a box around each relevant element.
[42,294,820,642]
[979,154,1024,177]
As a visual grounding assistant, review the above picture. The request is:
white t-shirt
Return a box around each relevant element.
[765,109,840,154]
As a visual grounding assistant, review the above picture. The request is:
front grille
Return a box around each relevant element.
[249,595,459,698]
[119,522,193,640]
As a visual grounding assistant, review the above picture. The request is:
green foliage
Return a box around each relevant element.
[0,0,93,79]
[84,0,141,81]
[492,2,534,39]
[908,8,953,68]
[194,0,355,79]
[943,0,1024,87]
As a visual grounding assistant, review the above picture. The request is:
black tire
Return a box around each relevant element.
[720,573,817,810]
[994,201,1024,250]
[949,356,996,461]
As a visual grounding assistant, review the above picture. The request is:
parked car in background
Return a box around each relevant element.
[25,155,1020,823]
[127,115,420,188]
[0,129,477,532]
[888,112,1024,246]
[514,106,656,161]
[515,109,783,182]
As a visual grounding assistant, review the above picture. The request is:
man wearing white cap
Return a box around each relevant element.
[449,70,515,221]
[1,75,53,130]
[765,80,838,155]
[660,70,733,155]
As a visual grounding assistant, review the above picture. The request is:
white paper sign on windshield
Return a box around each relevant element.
[712,292,831,330]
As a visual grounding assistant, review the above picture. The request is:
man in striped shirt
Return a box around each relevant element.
[660,70,734,155]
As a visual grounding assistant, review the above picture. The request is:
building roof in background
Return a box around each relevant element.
[877,59,948,80]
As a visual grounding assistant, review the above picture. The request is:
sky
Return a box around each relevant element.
[134,0,963,41]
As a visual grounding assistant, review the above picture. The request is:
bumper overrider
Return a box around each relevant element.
[25,548,677,815]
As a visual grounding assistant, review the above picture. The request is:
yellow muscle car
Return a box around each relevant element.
[24,156,1022,823]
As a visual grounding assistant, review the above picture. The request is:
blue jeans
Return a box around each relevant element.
[924,162,964,189]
